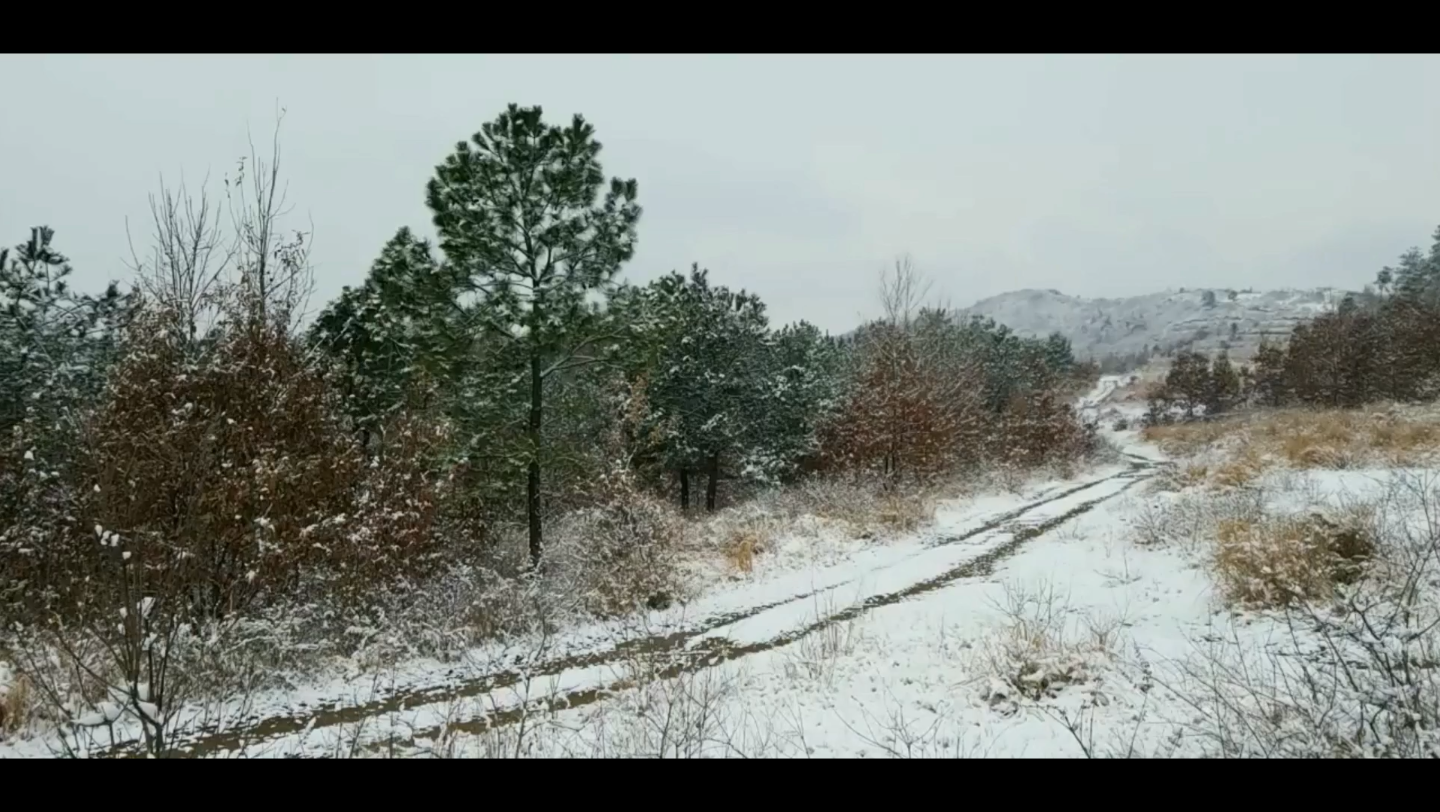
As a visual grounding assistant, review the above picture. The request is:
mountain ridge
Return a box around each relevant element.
[955,286,1359,361]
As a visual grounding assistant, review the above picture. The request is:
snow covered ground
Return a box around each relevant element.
[7,375,1433,758]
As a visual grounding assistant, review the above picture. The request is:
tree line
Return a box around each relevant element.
[0,105,1100,649]
[1146,224,1440,422]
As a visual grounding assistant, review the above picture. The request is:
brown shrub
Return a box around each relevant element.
[994,388,1098,469]
[819,322,970,484]
[722,528,762,574]
[3,297,456,628]
[1212,509,1376,608]
[0,669,27,737]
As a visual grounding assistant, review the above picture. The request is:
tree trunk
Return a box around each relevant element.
[527,353,543,569]
[679,468,690,511]
[705,452,720,512]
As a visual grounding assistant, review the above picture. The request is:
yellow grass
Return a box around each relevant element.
[1212,509,1375,608]
[1144,405,1440,474]
[722,528,762,573]
[0,671,28,737]
[703,478,948,577]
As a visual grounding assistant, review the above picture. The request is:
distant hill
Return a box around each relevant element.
[956,287,1357,362]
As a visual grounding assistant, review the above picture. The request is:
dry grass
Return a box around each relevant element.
[1157,471,1440,758]
[1151,451,1266,493]
[0,666,28,738]
[1212,508,1377,608]
[777,478,941,537]
[1113,367,1168,403]
[1144,406,1440,472]
[696,478,946,576]
[721,526,766,574]
[973,580,1121,712]
[1128,455,1379,610]
[1210,447,1265,489]
[1142,418,1245,458]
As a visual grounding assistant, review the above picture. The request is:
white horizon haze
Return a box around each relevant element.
[2,54,1438,334]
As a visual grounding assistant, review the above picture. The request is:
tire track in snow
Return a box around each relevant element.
[390,463,1155,752]
[104,458,1158,758]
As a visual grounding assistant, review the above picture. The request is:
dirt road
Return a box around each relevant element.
[102,452,1160,758]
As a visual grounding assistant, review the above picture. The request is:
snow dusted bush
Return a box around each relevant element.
[543,467,686,619]
[0,292,472,751]
[817,260,1098,490]
[1156,472,1440,758]
[995,388,1101,471]
[50,298,455,621]
[974,580,1117,714]
[820,320,979,484]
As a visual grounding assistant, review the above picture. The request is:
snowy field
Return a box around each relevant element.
[5,375,1437,758]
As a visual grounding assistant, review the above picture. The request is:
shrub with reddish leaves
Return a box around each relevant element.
[2,295,458,628]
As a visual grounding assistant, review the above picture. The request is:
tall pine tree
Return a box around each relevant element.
[425,104,641,566]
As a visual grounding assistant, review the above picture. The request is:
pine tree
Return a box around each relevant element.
[1164,350,1213,418]
[1250,338,1288,407]
[1393,246,1433,303]
[1206,351,1241,414]
[1042,331,1076,377]
[743,320,841,485]
[425,104,641,567]
[310,227,466,450]
[618,266,769,510]
[0,227,128,451]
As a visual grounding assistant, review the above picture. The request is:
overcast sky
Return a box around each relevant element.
[3,54,1438,333]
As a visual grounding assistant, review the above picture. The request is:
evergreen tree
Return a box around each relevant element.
[1393,246,1434,303]
[310,227,466,450]
[1164,350,1212,418]
[1206,351,1241,414]
[619,266,769,510]
[425,104,641,566]
[1375,267,1394,297]
[742,320,841,485]
[0,227,128,450]
[1249,338,1288,407]
[1042,331,1076,377]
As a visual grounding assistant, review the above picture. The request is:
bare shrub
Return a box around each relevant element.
[974,580,1118,712]
[1125,496,1174,547]
[781,589,864,688]
[1125,485,1268,554]
[544,468,686,619]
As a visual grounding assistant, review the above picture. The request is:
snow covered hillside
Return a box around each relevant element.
[958,287,1354,361]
